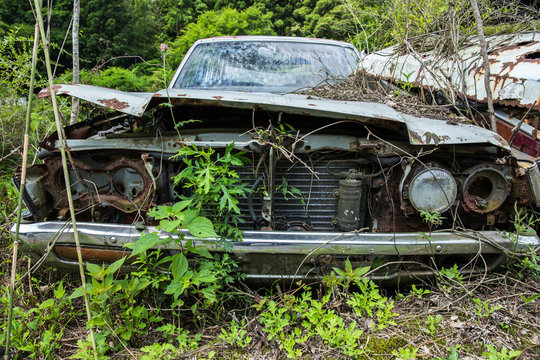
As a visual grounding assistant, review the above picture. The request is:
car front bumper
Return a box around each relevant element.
[12,222,540,283]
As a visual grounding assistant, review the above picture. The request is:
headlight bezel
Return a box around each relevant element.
[462,166,510,214]
[407,167,458,213]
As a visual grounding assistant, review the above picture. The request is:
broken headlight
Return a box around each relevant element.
[462,167,509,213]
[408,168,457,212]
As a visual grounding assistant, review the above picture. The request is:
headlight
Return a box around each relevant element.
[463,167,508,213]
[408,168,457,212]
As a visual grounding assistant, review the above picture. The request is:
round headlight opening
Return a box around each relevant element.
[408,168,457,213]
[463,168,508,213]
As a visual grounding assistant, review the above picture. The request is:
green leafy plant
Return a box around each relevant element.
[409,284,431,299]
[438,264,464,291]
[218,319,252,349]
[125,197,220,307]
[419,209,445,228]
[156,323,201,351]
[140,343,178,360]
[425,314,443,334]
[258,288,366,359]
[70,258,162,350]
[0,279,77,359]
[172,143,252,240]
[330,258,369,291]
[346,277,398,330]
[473,298,501,318]
[396,71,415,93]
[511,203,539,236]
[392,346,418,360]
[71,333,110,360]
[70,259,165,357]
[434,346,462,360]
[482,344,521,360]
[276,177,305,207]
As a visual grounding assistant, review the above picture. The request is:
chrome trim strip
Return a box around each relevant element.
[14,221,539,256]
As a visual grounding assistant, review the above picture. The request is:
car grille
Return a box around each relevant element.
[235,154,363,231]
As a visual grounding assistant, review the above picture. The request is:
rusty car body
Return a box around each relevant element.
[12,36,540,283]
[357,32,540,157]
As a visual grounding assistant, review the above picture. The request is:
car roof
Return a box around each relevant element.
[191,35,358,49]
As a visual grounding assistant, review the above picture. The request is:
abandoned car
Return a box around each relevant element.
[13,36,540,282]
[357,32,540,157]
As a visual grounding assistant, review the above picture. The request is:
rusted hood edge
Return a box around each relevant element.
[38,84,155,117]
[40,85,509,149]
[150,89,509,149]
[402,114,509,149]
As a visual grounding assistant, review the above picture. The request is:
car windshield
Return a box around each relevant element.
[172,40,360,92]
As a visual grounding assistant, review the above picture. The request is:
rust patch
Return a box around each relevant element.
[521,50,540,62]
[45,155,154,214]
[212,96,224,100]
[492,41,539,56]
[499,61,516,73]
[308,103,317,106]
[38,85,63,98]
[55,245,133,263]
[467,63,478,76]
[97,98,129,110]
[177,93,188,97]
[493,134,508,147]
[409,130,423,143]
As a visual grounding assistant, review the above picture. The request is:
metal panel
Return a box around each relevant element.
[358,33,540,111]
[41,89,508,149]
[38,84,155,117]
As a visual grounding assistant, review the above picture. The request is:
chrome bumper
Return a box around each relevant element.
[12,222,540,282]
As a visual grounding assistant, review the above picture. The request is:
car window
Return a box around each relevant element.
[172,41,359,92]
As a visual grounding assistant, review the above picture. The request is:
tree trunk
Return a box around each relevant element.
[70,0,80,125]
[470,0,496,132]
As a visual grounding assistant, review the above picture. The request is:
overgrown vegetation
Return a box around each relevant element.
[1,0,540,359]
[1,248,539,358]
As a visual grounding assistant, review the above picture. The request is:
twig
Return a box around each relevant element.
[32,1,98,358]
[4,22,39,360]
[509,101,538,146]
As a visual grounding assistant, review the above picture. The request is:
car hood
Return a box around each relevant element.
[39,84,509,149]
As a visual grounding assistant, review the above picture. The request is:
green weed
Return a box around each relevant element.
[425,314,443,334]
[482,344,521,360]
[218,319,252,349]
[473,298,501,319]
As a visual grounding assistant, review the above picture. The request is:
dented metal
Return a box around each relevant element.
[357,33,540,111]
[38,84,155,117]
[41,86,508,148]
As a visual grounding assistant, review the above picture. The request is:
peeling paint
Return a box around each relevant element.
[38,85,63,98]
[97,98,129,110]
[409,130,422,143]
